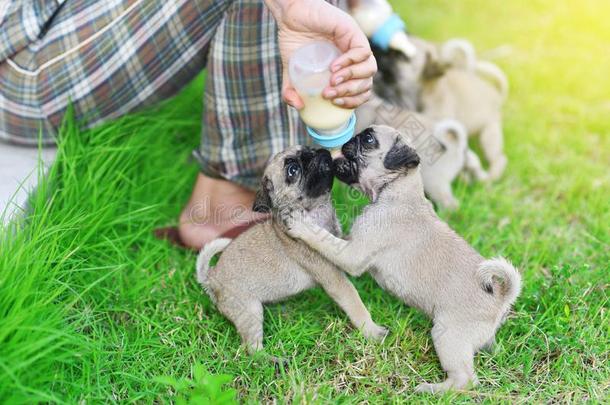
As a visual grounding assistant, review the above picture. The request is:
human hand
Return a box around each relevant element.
[265,0,376,109]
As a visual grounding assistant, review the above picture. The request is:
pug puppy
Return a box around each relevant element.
[285,126,521,393]
[372,38,509,181]
[356,94,488,209]
[196,146,387,354]
[371,38,437,111]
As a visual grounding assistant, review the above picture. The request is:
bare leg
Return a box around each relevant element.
[0,145,57,224]
[179,174,268,249]
[480,121,507,181]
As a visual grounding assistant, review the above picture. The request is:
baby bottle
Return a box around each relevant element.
[288,42,357,149]
[351,0,416,58]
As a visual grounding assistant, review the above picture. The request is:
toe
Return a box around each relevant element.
[363,323,389,341]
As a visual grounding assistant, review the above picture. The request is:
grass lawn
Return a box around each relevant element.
[1,0,609,402]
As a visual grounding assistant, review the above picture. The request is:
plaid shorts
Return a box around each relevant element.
[0,0,345,189]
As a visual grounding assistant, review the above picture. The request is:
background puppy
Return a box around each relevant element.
[371,38,437,111]
[372,38,509,180]
[286,126,521,393]
[196,146,387,354]
[356,95,487,209]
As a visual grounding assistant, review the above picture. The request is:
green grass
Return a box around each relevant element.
[1,0,609,402]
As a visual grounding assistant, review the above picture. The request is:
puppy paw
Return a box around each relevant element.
[474,168,490,182]
[282,210,316,240]
[441,195,459,211]
[245,340,264,355]
[415,376,477,394]
[278,208,296,227]
[362,323,389,341]
[285,218,309,240]
[278,210,299,233]
[415,382,445,394]
[488,155,507,181]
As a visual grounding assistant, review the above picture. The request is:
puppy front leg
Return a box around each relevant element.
[311,265,388,341]
[289,219,377,277]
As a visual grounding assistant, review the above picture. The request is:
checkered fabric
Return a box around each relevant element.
[0,0,346,188]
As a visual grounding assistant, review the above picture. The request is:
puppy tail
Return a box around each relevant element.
[196,238,232,287]
[477,257,522,308]
[475,61,509,99]
[433,119,468,151]
[440,38,477,70]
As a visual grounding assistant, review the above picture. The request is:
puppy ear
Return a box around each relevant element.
[422,52,447,81]
[252,177,273,213]
[384,138,420,171]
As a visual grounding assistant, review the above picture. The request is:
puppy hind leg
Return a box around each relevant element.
[464,149,489,182]
[415,323,478,394]
[216,294,264,354]
[480,336,496,353]
[480,121,507,181]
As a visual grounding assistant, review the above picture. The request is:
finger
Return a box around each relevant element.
[323,78,372,99]
[330,55,377,85]
[331,90,373,109]
[281,71,304,109]
[330,47,372,73]
[283,88,304,109]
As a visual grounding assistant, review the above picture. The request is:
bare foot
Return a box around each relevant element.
[179,174,269,249]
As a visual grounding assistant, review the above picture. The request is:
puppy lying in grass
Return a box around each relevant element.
[196,146,387,354]
[285,126,521,393]
[373,37,509,181]
[357,94,488,209]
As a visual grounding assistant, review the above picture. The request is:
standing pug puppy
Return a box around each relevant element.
[285,126,521,393]
[196,146,387,354]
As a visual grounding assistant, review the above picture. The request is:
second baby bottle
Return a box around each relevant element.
[351,0,416,58]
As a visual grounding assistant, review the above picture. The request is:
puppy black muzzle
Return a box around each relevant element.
[332,136,361,184]
[333,157,359,184]
[341,136,360,161]
[304,148,334,198]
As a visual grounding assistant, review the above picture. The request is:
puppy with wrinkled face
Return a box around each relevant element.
[196,146,387,354]
[286,126,521,393]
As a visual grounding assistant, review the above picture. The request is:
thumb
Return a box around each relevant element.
[282,69,304,109]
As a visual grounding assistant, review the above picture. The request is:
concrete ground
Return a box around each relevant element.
[0,143,57,224]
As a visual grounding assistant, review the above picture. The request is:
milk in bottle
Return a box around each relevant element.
[288,42,357,149]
